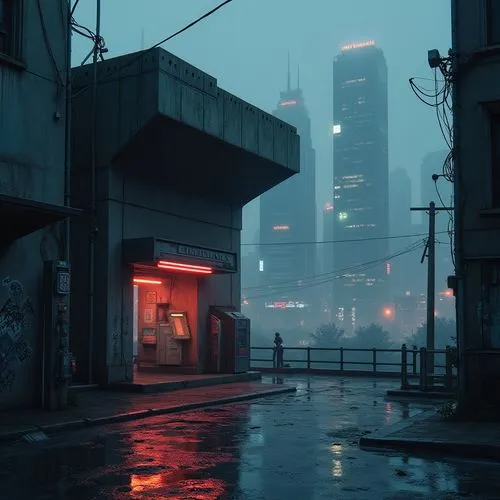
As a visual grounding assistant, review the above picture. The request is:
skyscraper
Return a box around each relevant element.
[258,59,316,327]
[331,40,389,332]
[389,168,416,296]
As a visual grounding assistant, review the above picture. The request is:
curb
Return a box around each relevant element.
[0,385,296,444]
[107,371,262,394]
[386,390,455,400]
[359,410,500,460]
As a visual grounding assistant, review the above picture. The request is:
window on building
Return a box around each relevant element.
[0,0,20,58]
[486,0,500,45]
[491,113,500,207]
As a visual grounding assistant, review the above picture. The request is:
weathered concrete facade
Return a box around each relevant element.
[0,1,75,409]
[70,48,299,385]
[453,0,500,410]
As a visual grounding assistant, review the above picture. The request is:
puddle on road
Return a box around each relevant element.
[0,378,498,499]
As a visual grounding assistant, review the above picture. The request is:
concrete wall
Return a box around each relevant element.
[70,167,241,383]
[454,0,500,408]
[0,2,69,408]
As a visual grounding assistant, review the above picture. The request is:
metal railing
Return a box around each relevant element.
[400,344,457,392]
[250,344,458,392]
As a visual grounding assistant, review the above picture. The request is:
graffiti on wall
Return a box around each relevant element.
[0,278,34,394]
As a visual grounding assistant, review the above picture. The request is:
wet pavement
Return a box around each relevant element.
[1,375,500,499]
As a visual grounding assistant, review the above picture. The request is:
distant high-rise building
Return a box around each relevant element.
[389,168,419,296]
[320,201,335,322]
[259,58,317,328]
[331,40,389,332]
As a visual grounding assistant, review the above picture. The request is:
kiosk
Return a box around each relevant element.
[208,307,250,374]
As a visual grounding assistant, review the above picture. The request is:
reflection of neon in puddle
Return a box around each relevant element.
[331,459,343,478]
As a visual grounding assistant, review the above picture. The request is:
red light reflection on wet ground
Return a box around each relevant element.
[71,406,249,498]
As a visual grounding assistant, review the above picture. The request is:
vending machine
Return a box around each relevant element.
[208,307,250,374]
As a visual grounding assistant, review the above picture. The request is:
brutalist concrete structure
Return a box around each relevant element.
[0,1,80,409]
[453,0,500,412]
[70,48,299,385]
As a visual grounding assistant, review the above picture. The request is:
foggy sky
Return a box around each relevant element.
[72,0,451,243]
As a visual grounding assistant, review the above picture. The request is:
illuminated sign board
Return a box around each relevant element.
[265,301,309,310]
[273,225,290,231]
[279,100,297,107]
[324,202,333,212]
[332,124,342,135]
[341,40,376,51]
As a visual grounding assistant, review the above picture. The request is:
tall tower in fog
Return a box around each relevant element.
[259,58,316,323]
[332,40,389,332]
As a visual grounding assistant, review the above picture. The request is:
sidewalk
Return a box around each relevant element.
[0,381,296,444]
[360,409,500,460]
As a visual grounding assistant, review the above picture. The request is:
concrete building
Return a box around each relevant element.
[332,40,390,333]
[452,0,500,412]
[258,63,317,332]
[389,169,415,297]
[70,48,299,384]
[0,1,80,409]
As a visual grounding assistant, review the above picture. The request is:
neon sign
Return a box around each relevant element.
[341,40,376,51]
[279,100,297,107]
[157,260,212,275]
[265,301,309,309]
[273,225,290,231]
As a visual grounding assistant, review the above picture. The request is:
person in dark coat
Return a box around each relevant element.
[273,332,284,368]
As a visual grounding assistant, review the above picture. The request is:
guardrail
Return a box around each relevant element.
[250,344,458,392]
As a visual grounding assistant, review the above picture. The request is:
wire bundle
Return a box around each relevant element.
[410,52,456,268]
[242,240,426,301]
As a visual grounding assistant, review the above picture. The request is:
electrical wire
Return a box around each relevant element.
[242,229,450,247]
[242,240,424,294]
[411,51,456,270]
[36,0,64,95]
[242,242,425,301]
[71,0,233,99]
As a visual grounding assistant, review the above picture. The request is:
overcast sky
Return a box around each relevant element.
[72,0,451,243]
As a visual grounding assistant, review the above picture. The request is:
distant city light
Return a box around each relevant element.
[324,202,334,212]
[265,301,309,310]
[338,212,348,221]
[440,289,454,298]
[333,124,342,135]
[279,100,297,107]
[341,40,376,51]
[273,225,290,231]
[259,259,264,272]
[405,290,411,296]
[386,262,391,275]
[382,307,394,318]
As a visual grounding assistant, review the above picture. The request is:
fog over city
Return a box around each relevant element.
[73,1,454,348]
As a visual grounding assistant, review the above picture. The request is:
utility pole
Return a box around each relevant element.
[411,201,453,375]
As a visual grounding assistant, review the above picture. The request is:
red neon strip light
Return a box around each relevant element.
[158,264,212,275]
[133,278,162,285]
[157,260,212,272]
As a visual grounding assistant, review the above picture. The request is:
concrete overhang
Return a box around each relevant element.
[123,237,237,273]
[0,194,81,245]
[71,48,300,206]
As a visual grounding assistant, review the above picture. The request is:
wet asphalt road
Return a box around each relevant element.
[1,375,500,500]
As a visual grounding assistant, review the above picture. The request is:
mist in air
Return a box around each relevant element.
[72,1,453,348]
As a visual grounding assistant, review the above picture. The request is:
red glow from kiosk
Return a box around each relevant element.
[133,278,162,285]
[157,260,213,275]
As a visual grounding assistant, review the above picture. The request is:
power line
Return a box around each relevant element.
[242,230,450,247]
[242,241,424,294]
[243,243,425,301]
[72,0,233,99]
